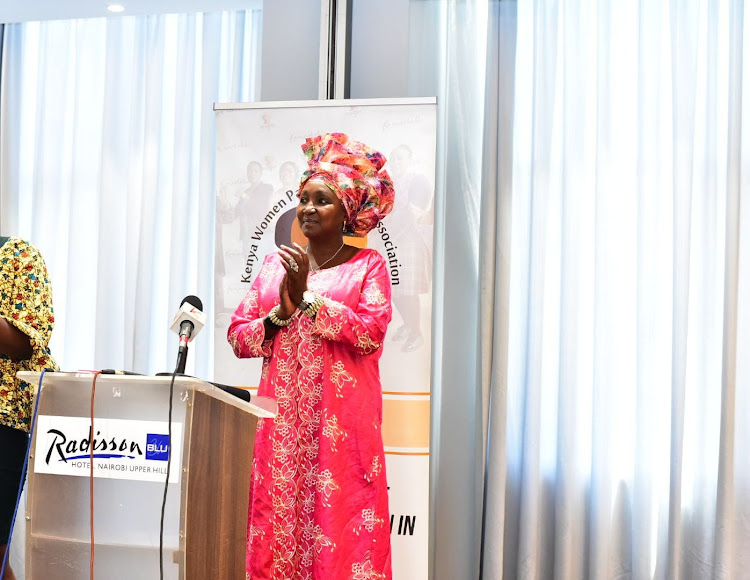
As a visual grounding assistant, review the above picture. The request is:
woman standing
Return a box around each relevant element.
[228,133,395,580]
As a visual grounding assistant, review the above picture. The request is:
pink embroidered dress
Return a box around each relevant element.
[228,248,393,580]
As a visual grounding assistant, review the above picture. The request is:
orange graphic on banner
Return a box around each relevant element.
[239,388,429,450]
[381,398,430,449]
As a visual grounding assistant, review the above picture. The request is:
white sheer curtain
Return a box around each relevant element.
[0,11,261,379]
[416,1,488,578]
[0,13,261,577]
[480,0,750,579]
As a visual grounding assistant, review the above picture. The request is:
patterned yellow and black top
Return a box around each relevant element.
[0,237,58,432]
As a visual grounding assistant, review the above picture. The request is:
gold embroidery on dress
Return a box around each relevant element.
[271,460,297,485]
[322,411,347,451]
[326,301,344,317]
[350,264,368,283]
[314,468,340,507]
[299,349,324,377]
[330,360,357,397]
[300,491,316,515]
[242,289,260,314]
[249,524,265,542]
[272,491,296,512]
[353,509,385,535]
[355,332,381,354]
[362,283,387,306]
[351,551,387,580]
[258,266,276,283]
[301,521,336,554]
[315,303,344,339]
[365,455,382,481]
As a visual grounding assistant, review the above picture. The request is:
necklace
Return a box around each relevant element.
[307,241,345,271]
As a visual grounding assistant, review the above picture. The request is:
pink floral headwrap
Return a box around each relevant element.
[298,133,395,237]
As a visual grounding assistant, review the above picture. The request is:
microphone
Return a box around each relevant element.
[209,382,252,403]
[100,369,143,376]
[170,295,206,374]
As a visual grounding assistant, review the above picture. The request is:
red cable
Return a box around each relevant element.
[89,371,103,580]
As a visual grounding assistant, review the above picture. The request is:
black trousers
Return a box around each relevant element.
[0,424,28,544]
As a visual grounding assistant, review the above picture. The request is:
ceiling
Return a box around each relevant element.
[0,0,263,24]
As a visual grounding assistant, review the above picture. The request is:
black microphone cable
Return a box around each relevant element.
[158,294,203,577]
[158,367,178,580]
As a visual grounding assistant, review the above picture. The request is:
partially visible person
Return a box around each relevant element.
[236,160,274,246]
[276,160,300,198]
[0,237,57,580]
[228,133,395,579]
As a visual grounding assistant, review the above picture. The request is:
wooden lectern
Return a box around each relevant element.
[18,371,276,580]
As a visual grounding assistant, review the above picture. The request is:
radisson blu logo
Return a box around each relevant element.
[44,429,171,464]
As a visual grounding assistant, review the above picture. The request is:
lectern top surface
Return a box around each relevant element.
[18,371,277,418]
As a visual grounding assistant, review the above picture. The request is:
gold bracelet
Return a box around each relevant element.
[302,294,324,318]
[267,305,293,327]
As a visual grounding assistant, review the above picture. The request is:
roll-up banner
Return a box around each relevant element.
[213,98,435,579]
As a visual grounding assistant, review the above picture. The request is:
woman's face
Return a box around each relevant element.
[279,163,297,186]
[297,180,347,240]
[389,146,411,178]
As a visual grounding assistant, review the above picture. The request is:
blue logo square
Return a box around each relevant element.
[145,434,170,461]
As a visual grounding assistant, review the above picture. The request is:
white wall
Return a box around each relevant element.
[260,0,321,101]
[350,0,410,98]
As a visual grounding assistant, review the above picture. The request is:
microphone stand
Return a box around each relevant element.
[174,343,188,375]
